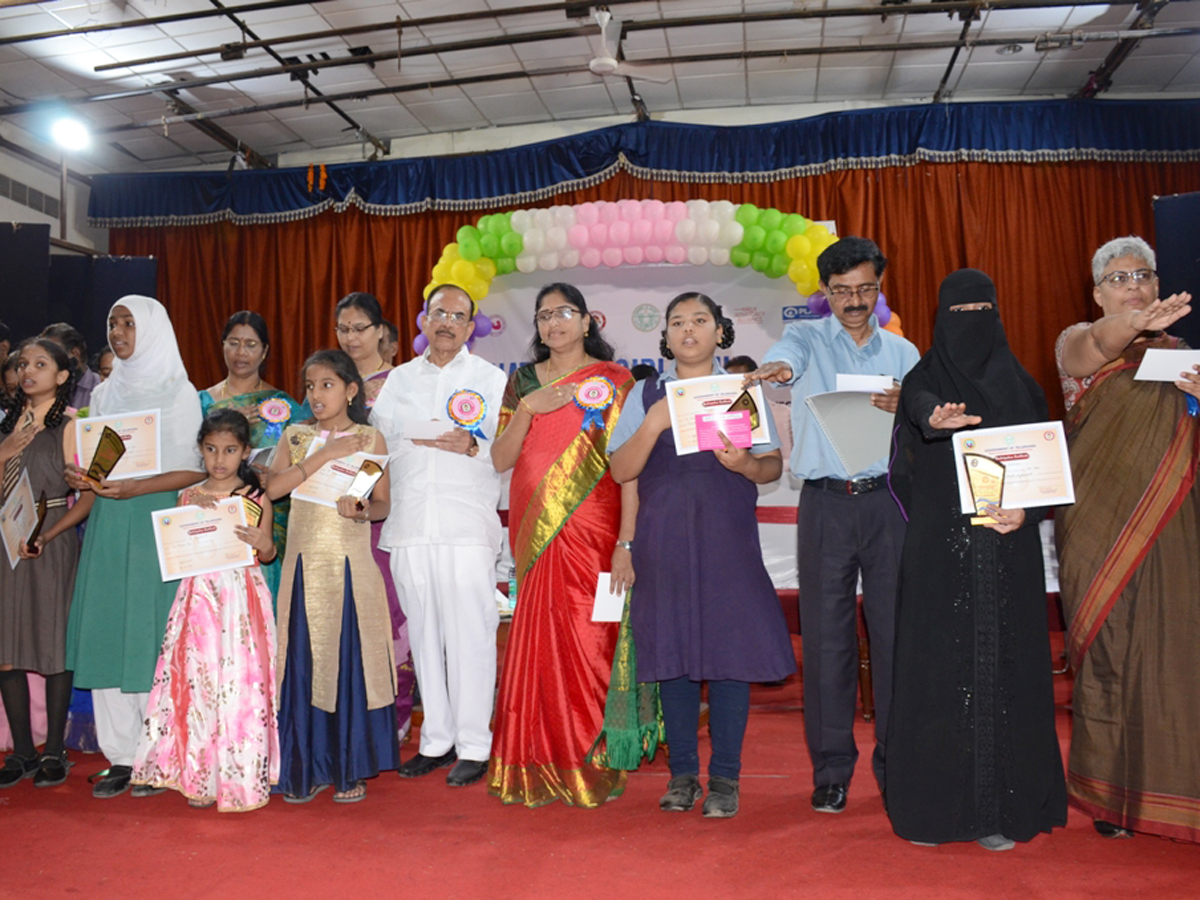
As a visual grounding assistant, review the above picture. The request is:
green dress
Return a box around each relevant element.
[199,388,308,598]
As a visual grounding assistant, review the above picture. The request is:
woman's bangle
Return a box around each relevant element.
[296,460,308,480]
[518,398,536,418]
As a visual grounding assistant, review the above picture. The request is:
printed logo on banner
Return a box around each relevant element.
[732,306,765,325]
[782,305,820,321]
[490,316,505,334]
[591,311,607,330]
[632,304,662,332]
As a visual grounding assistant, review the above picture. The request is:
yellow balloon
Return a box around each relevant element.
[443,243,461,261]
[805,224,830,241]
[797,275,820,296]
[431,262,452,284]
[465,278,489,303]
[787,258,813,285]
[451,258,477,284]
[422,282,438,301]
[476,257,497,280]
[785,234,812,260]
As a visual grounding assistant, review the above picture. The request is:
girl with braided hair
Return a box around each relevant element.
[0,339,93,788]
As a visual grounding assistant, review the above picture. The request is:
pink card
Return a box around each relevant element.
[695,410,753,451]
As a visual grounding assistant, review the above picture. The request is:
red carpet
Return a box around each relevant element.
[6,633,1198,899]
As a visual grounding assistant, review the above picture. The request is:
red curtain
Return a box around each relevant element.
[109,160,1200,415]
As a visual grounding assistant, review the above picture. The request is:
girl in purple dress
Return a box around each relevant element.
[608,293,795,819]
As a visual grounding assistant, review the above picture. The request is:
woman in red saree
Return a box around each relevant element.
[1056,236,1200,842]
[489,283,636,807]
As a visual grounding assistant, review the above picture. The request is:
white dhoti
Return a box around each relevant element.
[93,688,151,767]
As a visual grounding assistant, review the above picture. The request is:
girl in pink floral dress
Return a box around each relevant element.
[132,409,279,811]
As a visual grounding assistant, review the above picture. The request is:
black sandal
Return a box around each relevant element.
[33,751,72,788]
[89,765,133,799]
[1093,819,1134,839]
[0,753,39,789]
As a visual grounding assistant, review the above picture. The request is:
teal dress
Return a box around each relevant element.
[199,388,308,599]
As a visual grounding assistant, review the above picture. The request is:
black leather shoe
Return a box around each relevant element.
[91,765,133,798]
[812,783,848,813]
[446,759,488,787]
[131,783,167,798]
[0,754,39,788]
[1094,819,1134,839]
[397,750,457,779]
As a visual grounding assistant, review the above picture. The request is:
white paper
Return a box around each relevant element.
[150,496,254,582]
[293,434,389,509]
[0,469,37,570]
[950,421,1075,515]
[590,573,626,622]
[403,419,452,441]
[75,408,162,481]
[664,374,770,456]
[835,374,895,393]
[804,391,895,477]
[1133,349,1200,382]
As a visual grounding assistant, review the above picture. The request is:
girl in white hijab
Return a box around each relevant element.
[63,295,204,799]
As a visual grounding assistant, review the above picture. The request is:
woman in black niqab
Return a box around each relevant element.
[885,269,1067,850]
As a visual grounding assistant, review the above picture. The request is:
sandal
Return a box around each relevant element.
[90,765,133,798]
[283,783,330,804]
[333,781,367,804]
[188,798,216,808]
[33,751,72,788]
[0,753,39,789]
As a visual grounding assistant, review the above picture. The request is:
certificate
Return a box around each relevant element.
[292,433,389,509]
[951,421,1075,516]
[0,469,37,570]
[151,497,253,581]
[665,375,769,455]
[76,409,161,481]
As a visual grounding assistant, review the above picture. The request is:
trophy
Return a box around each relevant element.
[346,459,384,512]
[240,495,264,528]
[85,425,127,484]
[726,390,761,430]
[963,453,1005,525]
[26,491,48,553]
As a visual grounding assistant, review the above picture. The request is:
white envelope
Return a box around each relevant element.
[836,373,895,393]
[590,573,626,622]
[1133,349,1200,382]
[404,419,453,441]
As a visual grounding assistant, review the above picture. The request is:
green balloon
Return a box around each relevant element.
[456,225,480,246]
[768,253,790,278]
[476,214,492,233]
[758,208,783,232]
[496,256,516,275]
[730,248,751,268]
[750,250,771,273]
[489,216,510,236]
[500,231,523,257]
[742,225,766,252]
[480,233,501,258]
[734,204,760,228]
[781,214,808,236]
[764,230,787,255]
[459,236,482,261]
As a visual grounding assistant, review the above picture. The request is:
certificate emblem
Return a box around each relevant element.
[447,389,487,438]
[575,376,615,431]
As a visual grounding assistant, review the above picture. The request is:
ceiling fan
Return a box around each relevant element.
[587,9,673,83]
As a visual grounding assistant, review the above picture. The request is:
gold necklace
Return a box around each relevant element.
[546,355,590,382]
[221,376,262,399]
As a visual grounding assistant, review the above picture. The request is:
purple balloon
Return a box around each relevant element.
[413,333,429,354]
[874,292,891,326]
[473,313,491,338]
[416,311,426,329]
[805,290,830,317]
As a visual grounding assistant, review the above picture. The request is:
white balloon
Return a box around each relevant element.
[559,249,580,269]
[534,208,555,231]
[509,209,533,233]
[538,251,559,271]
[553,205,576,228]
[545,225,568,251]
[709,247,731,266]
[687,245,709,266]
[719,221,744,248]
[710,200,736,223]
[686,198,710,220]
[674,218,697,244]
[516,253,538,274]
[698,218,721,246]
[522,227,546,254]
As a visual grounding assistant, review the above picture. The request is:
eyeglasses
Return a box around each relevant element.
[535,306,580,324]
[428,309,470,325]
[223,338,262,353]
[1099,269,1156,287]
[335,323,377,336]
[827,284,880,300]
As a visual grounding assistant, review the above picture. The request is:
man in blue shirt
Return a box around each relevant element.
[748,237,919,815]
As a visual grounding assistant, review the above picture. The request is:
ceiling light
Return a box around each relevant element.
[51,117,90,151]
[996,43,1023,55]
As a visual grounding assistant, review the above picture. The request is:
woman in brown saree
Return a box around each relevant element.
[1056,236,1200,842]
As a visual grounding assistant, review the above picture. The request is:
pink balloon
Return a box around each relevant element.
[580,247,602,268]
[642,199,666,221]
[631,219,653,245]
[567,224,589,249]
[619,200,641,222]
[598,202,620,225]
[622,245,644,266]
[602,247,623,267]
[665,201,688,223]
[610,220,631,246]
[576,202,599,227]
[413,334,429,354]
[653,218,675,244]
[644,245,665,263]
[664,244,687,265]
[589,222,609,248]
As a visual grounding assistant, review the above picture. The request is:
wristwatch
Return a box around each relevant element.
[615,540,633,551]
[466,436,480,457]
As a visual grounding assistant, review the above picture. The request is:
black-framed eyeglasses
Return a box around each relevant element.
[827,284,880,300]
[1099,269,1155,287]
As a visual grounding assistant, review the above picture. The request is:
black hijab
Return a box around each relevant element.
[913,268,1043,428]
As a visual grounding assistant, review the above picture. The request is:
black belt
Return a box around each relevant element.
[805,476,888,496]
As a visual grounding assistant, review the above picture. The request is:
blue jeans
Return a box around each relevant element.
[658,677,750,781]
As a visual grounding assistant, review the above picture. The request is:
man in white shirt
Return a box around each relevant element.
[370,284,507,787]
